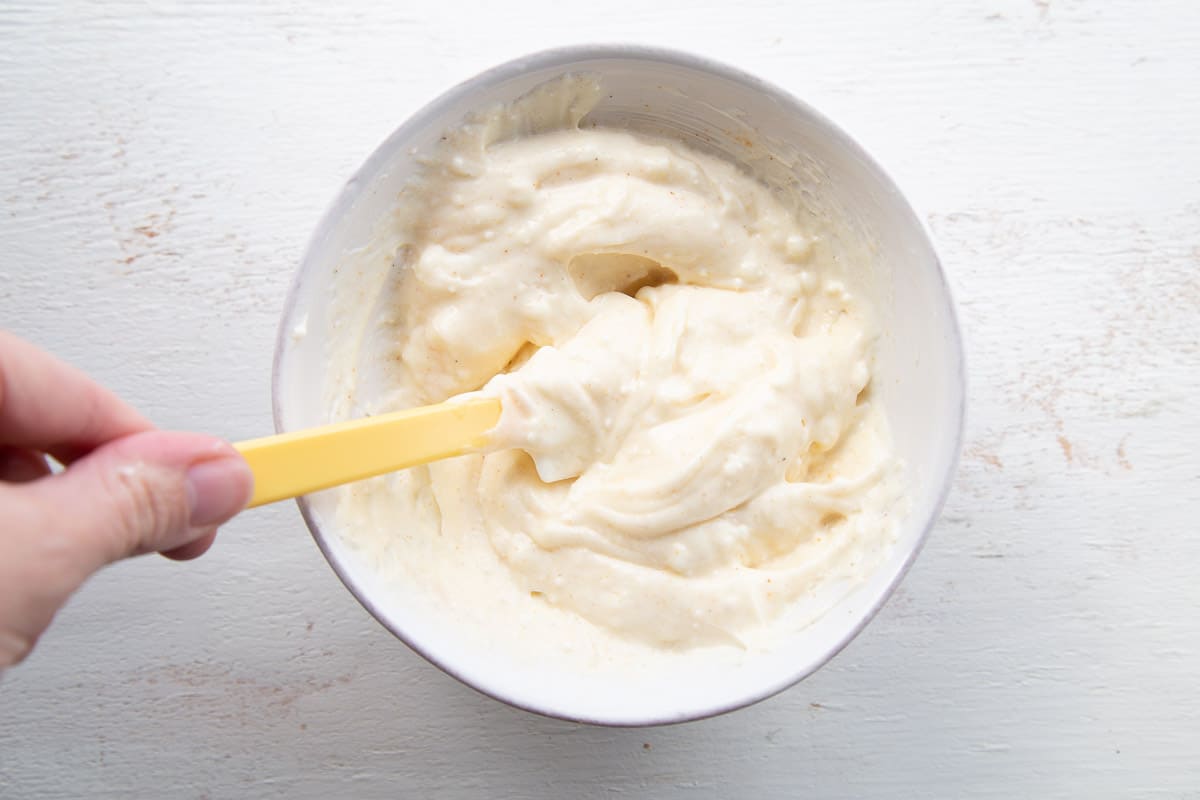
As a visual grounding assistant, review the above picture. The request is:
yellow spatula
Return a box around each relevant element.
[234,396,501,508]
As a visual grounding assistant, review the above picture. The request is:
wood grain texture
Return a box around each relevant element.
[1,0,1198,796]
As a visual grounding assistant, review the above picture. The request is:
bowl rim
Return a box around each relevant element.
[272,42,967,727]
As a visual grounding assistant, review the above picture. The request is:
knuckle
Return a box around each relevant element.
[102,463,188,557]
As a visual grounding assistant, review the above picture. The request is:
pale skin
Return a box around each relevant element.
[0,331,253,668]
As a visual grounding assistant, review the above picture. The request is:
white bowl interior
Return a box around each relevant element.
[275,47,964,725]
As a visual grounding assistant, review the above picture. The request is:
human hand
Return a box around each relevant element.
[0,331,253,668]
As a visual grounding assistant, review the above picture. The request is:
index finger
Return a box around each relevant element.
[0,330,152,462]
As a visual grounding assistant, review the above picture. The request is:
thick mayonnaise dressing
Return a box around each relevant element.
[330,79,904,657]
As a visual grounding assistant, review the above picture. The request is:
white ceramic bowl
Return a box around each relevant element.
[274,46,965,725]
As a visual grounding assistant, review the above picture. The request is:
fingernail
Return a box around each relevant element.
[186,456,253,527]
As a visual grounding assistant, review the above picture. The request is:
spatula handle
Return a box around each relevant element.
[235,397,501,508]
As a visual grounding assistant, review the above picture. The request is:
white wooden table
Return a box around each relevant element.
[2,1,1198,796]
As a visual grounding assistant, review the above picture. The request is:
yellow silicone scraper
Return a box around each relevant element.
[234,396,501,508]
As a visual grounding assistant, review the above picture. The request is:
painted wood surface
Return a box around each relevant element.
[1,1,1198,796]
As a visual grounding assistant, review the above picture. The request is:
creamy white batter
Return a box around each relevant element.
[328,78,904,659]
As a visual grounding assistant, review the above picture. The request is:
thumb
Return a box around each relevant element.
[29,430,254,573]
